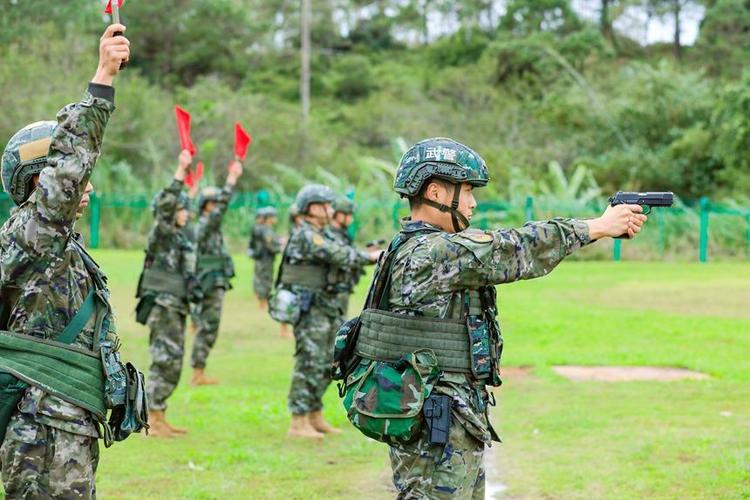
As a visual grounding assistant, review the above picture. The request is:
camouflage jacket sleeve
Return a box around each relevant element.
[26,85,114,256]
[203,183,234,233]
[263,226,282,255]
[301,226,370,268]
[152,179,183,240]
[435,218,591,290]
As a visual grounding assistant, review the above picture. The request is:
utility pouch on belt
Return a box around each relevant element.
[135,294,156,325]
[424,394,452,445]
[107,362,148,442]
[342,349,440,445]
[269,288,301,325]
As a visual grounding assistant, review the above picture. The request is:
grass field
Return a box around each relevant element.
[85,251,750,499]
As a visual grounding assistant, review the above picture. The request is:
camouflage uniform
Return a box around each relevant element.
[141,179,198,411]
[250,222,282,300]
[0,85,117,498]
[338,138,594,498]
[284,221,370,415]
[327,226,367,322]
[191,184,235,370]
[385,218,591,498]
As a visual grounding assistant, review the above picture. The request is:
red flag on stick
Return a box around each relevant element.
[104,0,125,14]
[184,161,204,189]
[174,106,196,156]
[234,123,252,160]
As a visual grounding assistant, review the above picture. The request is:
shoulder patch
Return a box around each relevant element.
[459,230,493,244]
[312,234,325,246]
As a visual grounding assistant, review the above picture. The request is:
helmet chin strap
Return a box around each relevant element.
[421,183,470,232]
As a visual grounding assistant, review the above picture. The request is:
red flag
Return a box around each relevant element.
[174,106,196,156]
[184,161,204,189]
[104,0,124,14]
[184,170,195,188]
[234,123,252,160]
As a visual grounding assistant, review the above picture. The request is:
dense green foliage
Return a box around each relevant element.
[0,0,749,249]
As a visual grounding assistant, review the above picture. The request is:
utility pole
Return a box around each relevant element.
[301,0,312,122]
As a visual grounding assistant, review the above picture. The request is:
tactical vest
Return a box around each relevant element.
[353,228,503,385]
[280,263,328,289]
[139,267,187,299]
[0,239,148,446]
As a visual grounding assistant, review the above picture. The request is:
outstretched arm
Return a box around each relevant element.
[152,150,191,238]
[30,24,129,256]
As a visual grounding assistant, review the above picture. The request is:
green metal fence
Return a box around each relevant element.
[0,191,748,262]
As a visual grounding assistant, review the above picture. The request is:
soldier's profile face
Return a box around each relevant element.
[76,182,94,220]
[175,208,189,227]
[456,183,476,222]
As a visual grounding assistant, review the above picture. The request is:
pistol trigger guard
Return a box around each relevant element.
[641,205,652,215]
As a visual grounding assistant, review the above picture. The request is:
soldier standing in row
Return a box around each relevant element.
[0,24,140,497]
[249,206,282,311]
[190,161,243,385]
[280,185,379,439]
[137,149,201,438]
[328,197,374,324]
[339,137,648,498]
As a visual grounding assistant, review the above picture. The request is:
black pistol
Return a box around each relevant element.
[365,239,387,248]
[423,394,451,445]
[609,191,674,239]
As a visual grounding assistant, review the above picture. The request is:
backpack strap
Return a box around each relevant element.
[56,288,96,345]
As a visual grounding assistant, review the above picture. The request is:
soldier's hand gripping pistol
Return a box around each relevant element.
[609,191,674,239]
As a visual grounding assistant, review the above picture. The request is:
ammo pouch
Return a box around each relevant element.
[342,349,440,445]
[106,362,148,442]
[269,288,301,325]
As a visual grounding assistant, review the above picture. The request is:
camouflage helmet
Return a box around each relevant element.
[198,186,222,210]
[1,121,57,205]
[256,206,277,218]
[333,197,355,215]
[393,137,489,198]
[294,184,335,214]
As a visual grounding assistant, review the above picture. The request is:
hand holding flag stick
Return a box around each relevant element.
[104,0,128,69]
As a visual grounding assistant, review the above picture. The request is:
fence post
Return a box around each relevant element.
[90,193,100,249]
[613,239,621,262]
[524,196,534,221]
[699,197,709,263]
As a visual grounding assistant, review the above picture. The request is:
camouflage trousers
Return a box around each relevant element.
[252,257,275,300]
[191,287,225,369]
[389,419,485,499]
[287,307,337,415]
[1,411,99,499]
[146,304,187,411]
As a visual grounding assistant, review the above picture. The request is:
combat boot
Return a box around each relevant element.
[279,323,293,339]
[288,414,324,440]
[191,368,220,386]
[147,411,174,438]
[309,410,342,434]
[164,413,188,435]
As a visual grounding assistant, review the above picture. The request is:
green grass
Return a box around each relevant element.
[86,252,750,499]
